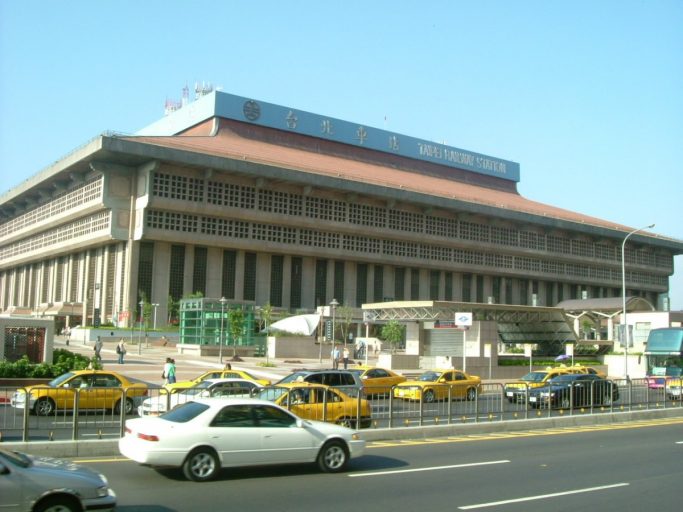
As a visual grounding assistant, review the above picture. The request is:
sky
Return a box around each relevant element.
[1,1,681,309]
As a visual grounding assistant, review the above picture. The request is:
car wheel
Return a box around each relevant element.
[466,387,476,401]
[34,397,55,417]
[114,398,134,415]
[336,417,355,429]
[423,389,435,403]
[183,447,220,482]
[34,495,80,512]
[602,394,613,406]
[317,440,349,473]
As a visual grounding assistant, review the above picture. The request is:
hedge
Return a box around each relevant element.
[0,349,100,378]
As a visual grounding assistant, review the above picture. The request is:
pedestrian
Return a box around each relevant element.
[162,357,176,384]
[342,346,350,370]
[94,336,103,362]
[116,338,126,364]
[65,327,71,346]
[224,362,232,370]
[331,345,340,369]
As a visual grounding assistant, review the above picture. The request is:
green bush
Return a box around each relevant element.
[0,349,98,378]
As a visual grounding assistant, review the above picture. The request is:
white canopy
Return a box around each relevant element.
[268,314,321,336]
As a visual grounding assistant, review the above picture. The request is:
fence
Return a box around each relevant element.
[1,378,681,442]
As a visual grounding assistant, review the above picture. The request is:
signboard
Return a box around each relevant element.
[455,312,473,328]
[524,345,533,358]
[484,343,492,358]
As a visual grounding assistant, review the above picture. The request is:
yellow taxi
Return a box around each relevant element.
[566,364,607,378]
[10,369,148,416]
[256,382,372,428]
[350,366,407,396]
[165,369,271,393]
[392,369,481,403]
[504,366,572,403]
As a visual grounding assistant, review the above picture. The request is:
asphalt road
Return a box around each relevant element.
[76,417,683,512]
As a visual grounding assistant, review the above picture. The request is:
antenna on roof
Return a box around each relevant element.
[194,81,214,100]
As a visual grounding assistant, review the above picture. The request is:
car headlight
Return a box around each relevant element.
[96,485,109,498]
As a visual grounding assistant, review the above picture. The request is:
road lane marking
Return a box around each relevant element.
[348,459,509,478]
[367,417,683,449]
[458,483,629,509]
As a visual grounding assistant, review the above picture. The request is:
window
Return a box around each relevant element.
[334,261,345,304]
[270,255,284,307]
[373,265,384,302]
[169,245,185,302]
[243,252,256,301]
[193,247,207,296]
[356,263,367,306]
[315,259,327,307]
[222,250,236,299]
[394,267,405,300]
[290,257,302,309]
[211,405,254,427]
[254,405,296,428]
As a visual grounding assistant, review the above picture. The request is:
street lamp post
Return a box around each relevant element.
[152,303,159,330]
[219,297,228,365]
[138,300,144,355]
[621,223,654,379]
[330,298,339,365]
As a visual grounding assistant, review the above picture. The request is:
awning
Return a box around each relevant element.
[644,328,683,355]
[362,300,577,346]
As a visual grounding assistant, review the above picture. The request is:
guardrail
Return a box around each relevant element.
[1,378,681,442]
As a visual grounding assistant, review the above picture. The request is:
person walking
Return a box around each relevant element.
[94,336,103,363]
[331,345,340,370]
[116,339,126,364]
[342,346,350,370]
[162,357,176,384]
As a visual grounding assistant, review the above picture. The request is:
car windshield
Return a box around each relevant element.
[277,373,308,384]
[48,372,75,387]
[256,387,288,402]
[521,372,548,383]
[417,371,441,382]
[160,401,210,423]
[0,449,32,468]
[549,375,580,384]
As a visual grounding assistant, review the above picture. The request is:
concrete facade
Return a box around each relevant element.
[1,91,682,342]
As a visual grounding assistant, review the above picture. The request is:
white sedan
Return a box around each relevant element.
[138,378,262,416]
[119,397,366,481]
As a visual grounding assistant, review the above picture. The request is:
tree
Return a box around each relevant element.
[228,307,245,359]
[167,295,178,324]
[381,320,404,354]
[337,303,354,346]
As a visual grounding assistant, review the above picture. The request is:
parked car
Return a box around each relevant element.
[118,398,366,481]
[528,374,619,409]
[0,447,117,511]
[276,369,362,396]
[139,378,263,416]
[165,369,271,392]
[256,383,372,428]
[504,367,572,403]
[566,364,607,378]
[349,366,406,396]
[392,369,481,402]
[665,378,682,400]
[10,370,148,416]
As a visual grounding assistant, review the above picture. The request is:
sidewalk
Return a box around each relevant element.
[53,336,376,386]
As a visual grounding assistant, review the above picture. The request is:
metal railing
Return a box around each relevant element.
[1,378,681,442]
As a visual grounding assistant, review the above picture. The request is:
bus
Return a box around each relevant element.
[644,327,683,390]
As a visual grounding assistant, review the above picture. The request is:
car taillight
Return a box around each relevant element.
[137,433,159,442]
